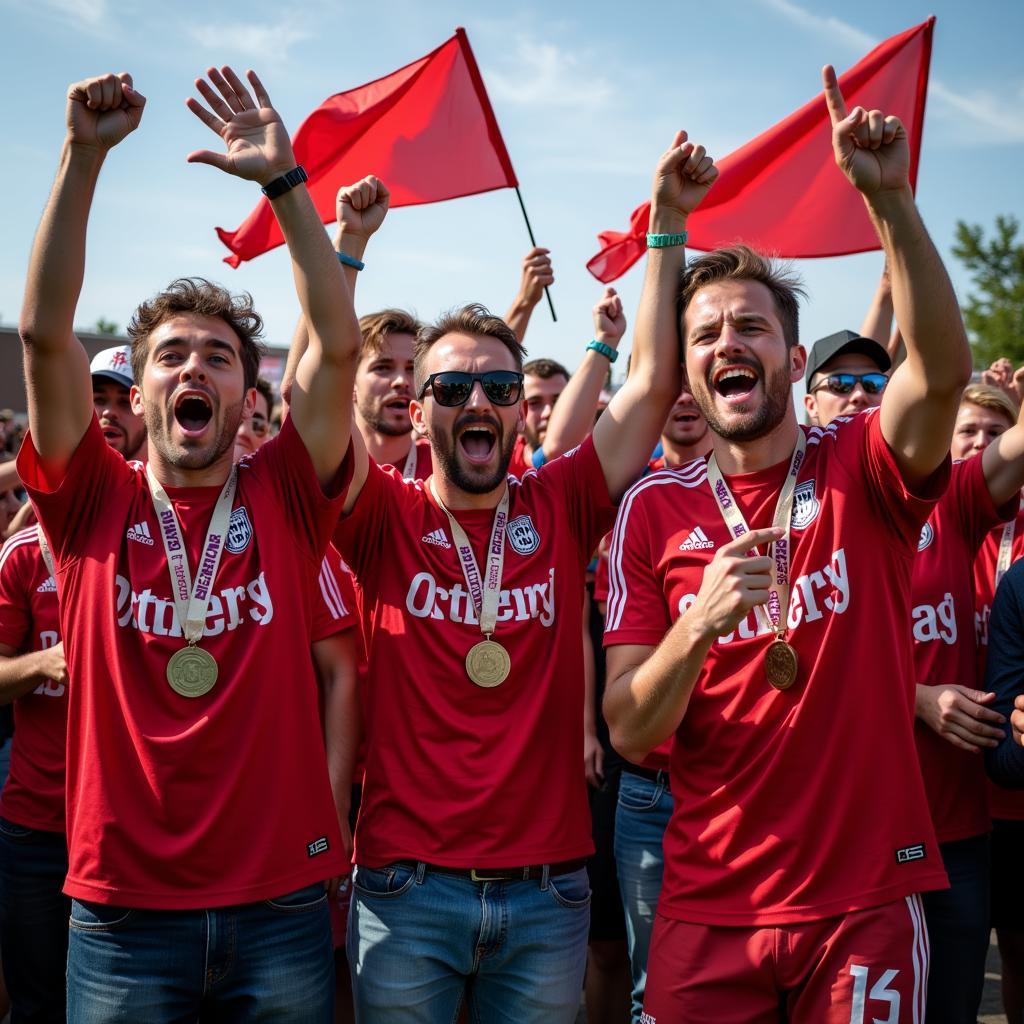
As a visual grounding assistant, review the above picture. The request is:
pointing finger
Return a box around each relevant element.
[822,64,848,126]
[722,527,785,556]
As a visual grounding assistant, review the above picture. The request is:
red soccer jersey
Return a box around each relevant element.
[911,455,1014,843]
[975,505,1024,821]
[401,436,434,480]
[507,435,534,480]
[312,544,358,643]
[0,527,66,833]
[334,438,615,868]
[604,411,949,926]
[18,415,348,908]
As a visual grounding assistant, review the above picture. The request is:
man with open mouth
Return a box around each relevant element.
[284,128,718,1021]
[16,65,360,1021]
[603,65,973,1021]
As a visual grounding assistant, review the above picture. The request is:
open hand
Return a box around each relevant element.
[651,130,718,223]
[66,73,146,151]
[981,358,1024,411]
[593,287,626,348]
[917,684,1006,753]
[823,65,909,196]
[186,67,295,186]
[336,176,391,240]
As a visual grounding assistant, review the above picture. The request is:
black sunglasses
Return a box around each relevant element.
[417,371,524,407]
[811,372,888,396]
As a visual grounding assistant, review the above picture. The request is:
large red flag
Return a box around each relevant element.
[587,17,934,282]
[217,28,517,267]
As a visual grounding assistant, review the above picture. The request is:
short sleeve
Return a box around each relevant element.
[17,416,129,569]
[949,455,1017,554]
[312,545,359,643]
[0,537,34,651]
[332,457,396,582]
[603,488,672,647]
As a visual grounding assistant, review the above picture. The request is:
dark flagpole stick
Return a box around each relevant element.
[514,186,556,322]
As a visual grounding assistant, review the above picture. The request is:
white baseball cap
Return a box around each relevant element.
[90,346,133,389]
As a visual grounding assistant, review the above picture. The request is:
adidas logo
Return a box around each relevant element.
[680,526,715,551]
[126,521,155,546]
[421,528,452,549]
[37,576,56,593]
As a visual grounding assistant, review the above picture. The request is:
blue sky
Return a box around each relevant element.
[2,0,1022,388]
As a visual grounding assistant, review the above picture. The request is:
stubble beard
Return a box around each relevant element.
[146,397,244,471]
[430,419,517,495]
[691,364,792,443]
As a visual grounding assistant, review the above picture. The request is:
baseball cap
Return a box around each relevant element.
[90,345,134,389]
[804,330,891,385]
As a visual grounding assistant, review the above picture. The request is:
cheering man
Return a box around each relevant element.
[325,136,717,1021]
[603,66,972,1019]
[17,66,359,1020]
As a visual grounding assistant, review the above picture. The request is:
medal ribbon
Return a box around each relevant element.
[402,440,418,481]
[705,432,807,639]
[146,465,237,647]
[428,479,509,639]
[995,519,1016,591]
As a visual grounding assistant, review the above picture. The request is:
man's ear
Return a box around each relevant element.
[410,399,428,438]
[130,384,145,417]
[790,344,807,384]
[803,391,819,427]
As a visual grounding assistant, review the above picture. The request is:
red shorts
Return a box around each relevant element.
[642,896,929,1023]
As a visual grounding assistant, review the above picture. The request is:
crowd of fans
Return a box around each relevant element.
[0,59,1022,1024]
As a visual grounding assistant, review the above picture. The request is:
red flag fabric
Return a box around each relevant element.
[587,17,934,282]
[217,28,517,266]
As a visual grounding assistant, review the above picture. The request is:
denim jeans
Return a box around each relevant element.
[613,770,672,1024]
[66,882,334,1023]
[921,832,991,1024]
[0,817,70,1023]
[347,862,591,1023]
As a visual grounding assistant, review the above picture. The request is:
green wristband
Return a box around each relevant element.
[646,231,688,248]
[587,339,619,363]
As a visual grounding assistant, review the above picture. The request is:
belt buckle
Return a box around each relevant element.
[469,868,508,882]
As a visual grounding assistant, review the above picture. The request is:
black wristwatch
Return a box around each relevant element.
[261,165,308,200]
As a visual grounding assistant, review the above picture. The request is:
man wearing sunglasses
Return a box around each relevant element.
[321,134,717,1022]
[803,328,891,427]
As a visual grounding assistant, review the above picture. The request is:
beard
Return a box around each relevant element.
[357,393,412,438]
[690,361,792,443]
[146,396,244,471]
[429,413,517,495]
[522,422,544,451]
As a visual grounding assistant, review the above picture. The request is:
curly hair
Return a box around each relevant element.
[127,277,267,390]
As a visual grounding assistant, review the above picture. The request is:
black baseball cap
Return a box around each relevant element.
[805,330,891,385]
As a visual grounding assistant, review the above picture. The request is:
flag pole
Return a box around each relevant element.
[514,187,556,322]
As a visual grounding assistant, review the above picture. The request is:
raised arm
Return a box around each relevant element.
[541,288,626,461]
[592,132,718,502]
[859,263,894,345]
[504,247,554,343]
[822,66,972,487]
[186,67,361,486]
[20,73,146,475]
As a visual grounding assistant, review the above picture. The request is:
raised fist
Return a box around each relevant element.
[66,73,146,151]
[593,287,626,348]
[651,130,718,221]
[336,176,391,240]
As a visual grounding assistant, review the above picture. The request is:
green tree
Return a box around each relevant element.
[94,317,119,336]
[951,215,1024,367]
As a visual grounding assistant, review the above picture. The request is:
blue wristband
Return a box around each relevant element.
[337,251,365,271]
[646,231,688,248]
[587,339,619,363]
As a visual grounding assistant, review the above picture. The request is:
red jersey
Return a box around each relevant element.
[334,438,615,868]
[507,435,535,479]
[313,544,357,642]
[911,456,1014,843]
[605,411,949,926]
[0,527,66,833]
[18,415,348,909]
[401,436,433,480]
[975,505,1024,821]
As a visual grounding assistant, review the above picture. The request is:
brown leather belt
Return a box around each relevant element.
[395,858,587,882]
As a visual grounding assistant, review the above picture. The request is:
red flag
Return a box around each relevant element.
[587,17,934,282]
[217,28,517,267]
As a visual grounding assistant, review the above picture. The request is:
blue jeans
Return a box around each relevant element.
[67,882,334,1023]
[348,862,590,1023]
[0,818,70,1023]
[921,833,990,1024]
[613,770,672,1024]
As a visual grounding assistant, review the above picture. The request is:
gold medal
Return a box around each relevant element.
[765,638,798,691]
[166,645,219,698]
[466,639,511,688]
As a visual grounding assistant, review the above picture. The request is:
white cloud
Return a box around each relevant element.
[485,35,615,112]
[186,20,312,63]
[751,0,1024,145]
[35,0,109,25]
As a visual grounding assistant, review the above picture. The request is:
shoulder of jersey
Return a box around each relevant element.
[621,456,709,506]
[0,525,42,574]
[805,414,856,448]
